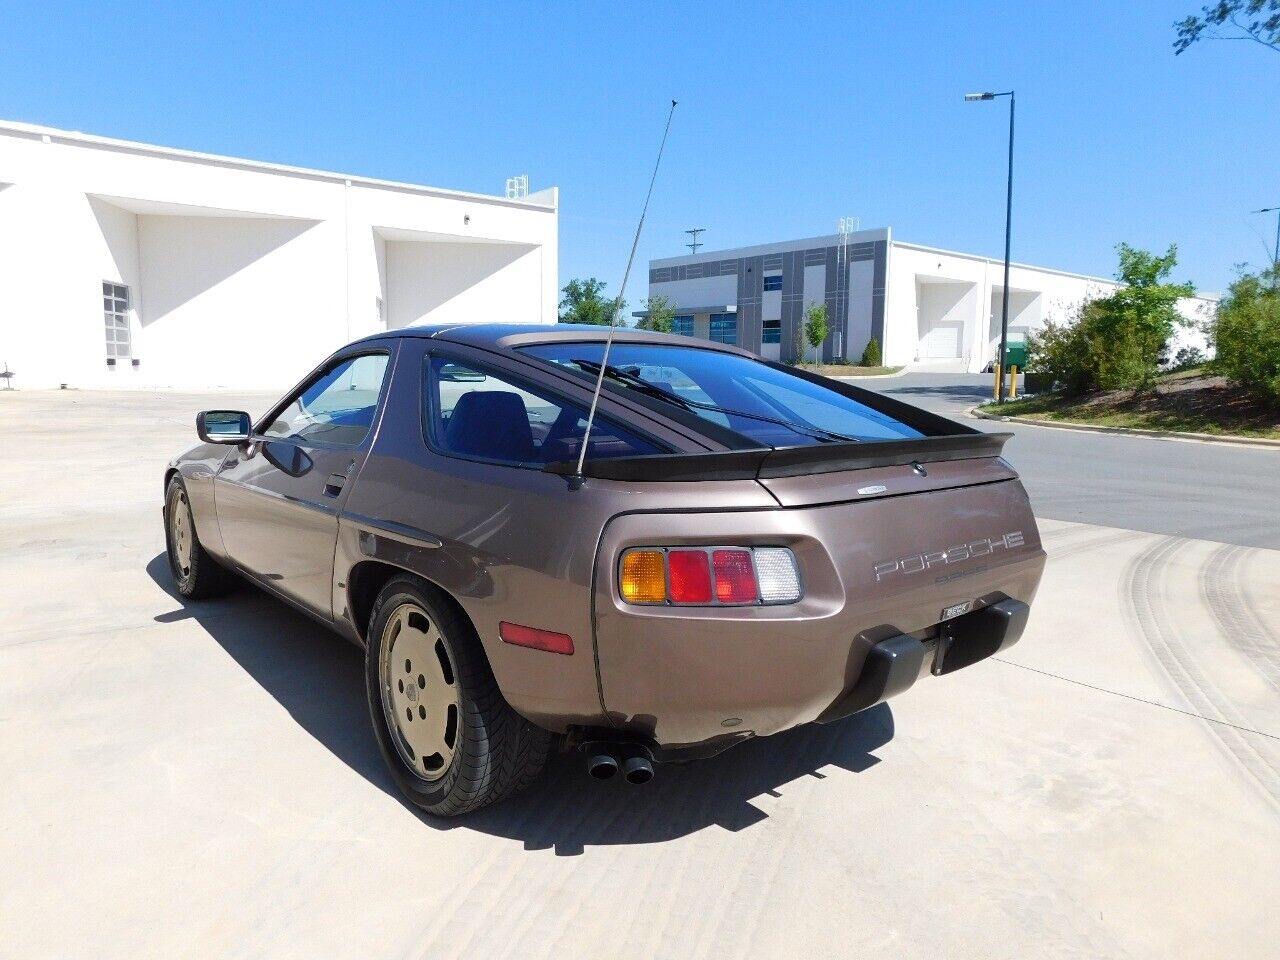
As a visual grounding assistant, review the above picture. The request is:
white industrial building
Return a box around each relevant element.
[645,228,1216,372]
[0,120,558,389]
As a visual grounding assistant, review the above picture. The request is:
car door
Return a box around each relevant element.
[215,348,394,619]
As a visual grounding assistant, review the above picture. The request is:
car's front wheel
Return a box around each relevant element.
[365,575,551,816]
[164,476,237,599]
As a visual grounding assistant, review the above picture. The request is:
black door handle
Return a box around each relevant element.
[323,474,347,497]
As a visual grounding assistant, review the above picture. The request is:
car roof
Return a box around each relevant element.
[348,322,757,360]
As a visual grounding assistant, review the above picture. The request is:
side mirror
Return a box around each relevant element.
[197,410,252,444]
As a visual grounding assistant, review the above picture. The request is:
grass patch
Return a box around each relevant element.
[1159,365,1207,382]
[980,372,1280,440]
[800,364,902,377]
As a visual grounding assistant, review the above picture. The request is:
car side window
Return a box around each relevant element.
[425,356,665,465]
[264,353,390,445]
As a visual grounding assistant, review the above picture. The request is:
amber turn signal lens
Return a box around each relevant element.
[620,549,666,604]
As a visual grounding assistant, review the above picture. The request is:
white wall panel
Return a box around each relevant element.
[386,241,541,329]
[888,242,1216,372]
[0,121,558,389]
[649,274,737,311]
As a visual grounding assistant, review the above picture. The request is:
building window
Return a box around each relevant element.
[672,315,694,337]
[709,313,737,345]
[762,319,781,344]
[763,274,783,292]
[103,282,131,359]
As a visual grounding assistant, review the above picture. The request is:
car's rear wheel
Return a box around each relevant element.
[164,476,237,599]
[365,575,551,816]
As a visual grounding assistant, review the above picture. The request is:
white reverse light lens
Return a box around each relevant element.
[753,547,802,603]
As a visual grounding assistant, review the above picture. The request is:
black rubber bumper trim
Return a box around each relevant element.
[817,597,1031,724]
[817,634,926,724]
[937,597,1030,674]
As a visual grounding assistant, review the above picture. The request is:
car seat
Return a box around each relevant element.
[445,391,535,462]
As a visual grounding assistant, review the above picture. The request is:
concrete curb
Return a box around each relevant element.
[833,366,910,381]
[967,405,1280,450]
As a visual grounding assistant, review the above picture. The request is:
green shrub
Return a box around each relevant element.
[1027,304,1095,395]
[1025,243,1194,394]
[1211,267,1280,406]
[1168,346,1206,372]
[860,337,882,367]
[1029,304,1167,394]
[1091,315,1168,390]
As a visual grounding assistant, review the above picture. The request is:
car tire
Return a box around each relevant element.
[164,475,237,600]
[365,575,551,816]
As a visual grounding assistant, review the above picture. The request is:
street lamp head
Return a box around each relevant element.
[965,92,995,101]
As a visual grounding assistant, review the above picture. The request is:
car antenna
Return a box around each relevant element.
[572,99,678,487]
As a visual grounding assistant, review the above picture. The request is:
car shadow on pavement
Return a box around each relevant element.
[146,553,397,793]
[147,553,895,856]
[463,706,893,855]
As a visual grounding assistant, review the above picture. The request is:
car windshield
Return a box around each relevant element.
[520,342,923,446]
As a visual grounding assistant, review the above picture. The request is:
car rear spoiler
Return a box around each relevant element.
[545,432,1014,482]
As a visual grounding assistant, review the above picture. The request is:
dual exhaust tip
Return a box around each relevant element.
[587,752,654,785]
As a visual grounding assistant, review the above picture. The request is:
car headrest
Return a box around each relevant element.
[445,391,535,462]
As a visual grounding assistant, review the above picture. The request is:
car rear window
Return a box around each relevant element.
[520,343,923,446]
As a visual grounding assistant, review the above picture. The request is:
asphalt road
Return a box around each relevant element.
[853,373,1280,550]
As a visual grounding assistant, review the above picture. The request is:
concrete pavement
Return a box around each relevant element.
[2,388,1278,960]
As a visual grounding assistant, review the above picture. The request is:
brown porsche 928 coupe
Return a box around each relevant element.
[164,324,1044,815]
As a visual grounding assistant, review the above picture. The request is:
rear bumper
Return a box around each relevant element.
[591,478,1045,750]
[577,598,1032,764]
[817,596,1029,724]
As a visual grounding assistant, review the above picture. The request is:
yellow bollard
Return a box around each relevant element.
[1009,365,1018,399]
[993,363,1002,400]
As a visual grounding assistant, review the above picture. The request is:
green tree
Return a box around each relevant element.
[558,277,623,325]
[636,295,675,333]
[1091,244,1195,389]
[1027,244,1195,393]
[804,302,829,359]
[1210,264,1280,405]
[1174,1,1280,55]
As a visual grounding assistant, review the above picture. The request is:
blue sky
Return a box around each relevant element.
[3,1,1275,300]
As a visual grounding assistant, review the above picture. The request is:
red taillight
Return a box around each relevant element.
[712,549,757,604]
[617,546,800,607]
[499,621,574,655]
[667,549,713,603]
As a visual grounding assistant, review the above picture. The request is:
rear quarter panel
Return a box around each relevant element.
[334,338,778,732]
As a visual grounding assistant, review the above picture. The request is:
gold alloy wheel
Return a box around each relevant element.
[378,602,461,781]
[171,491,194,579]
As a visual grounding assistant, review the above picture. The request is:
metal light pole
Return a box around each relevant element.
[1256,206,1280,289]
[966,90,1015,402]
